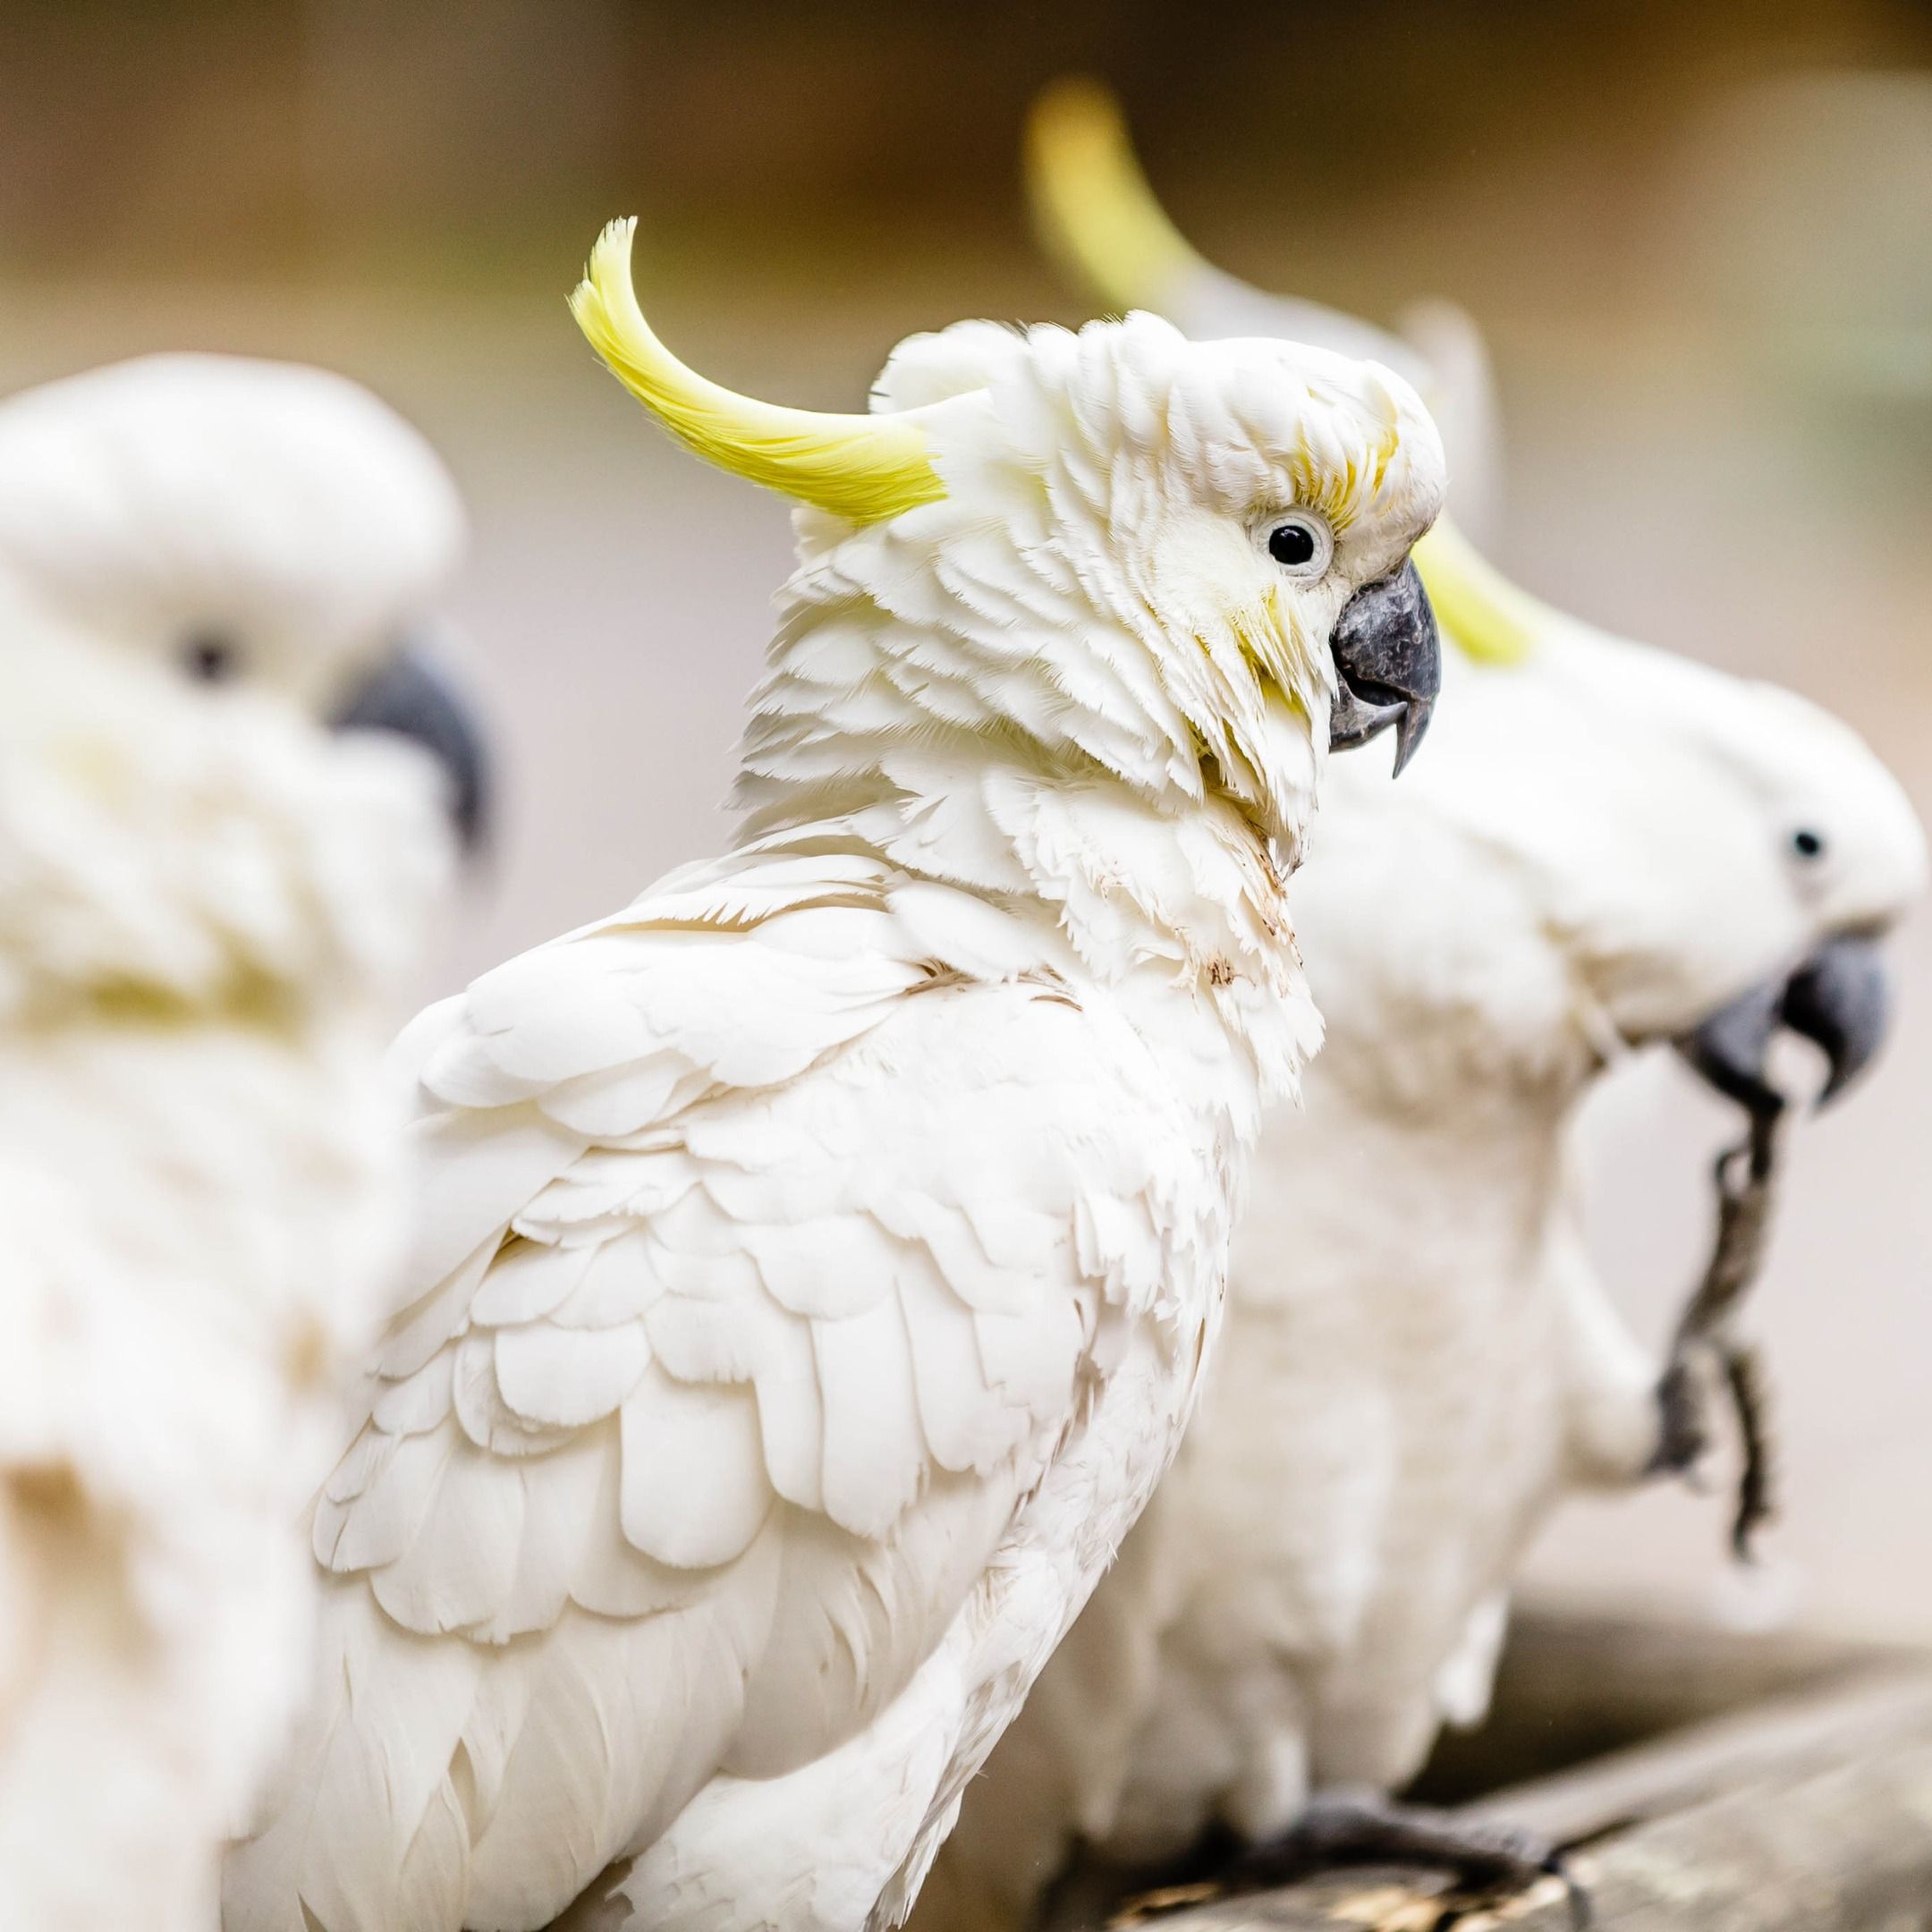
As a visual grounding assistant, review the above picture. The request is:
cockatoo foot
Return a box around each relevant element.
[1223,1791,1590,1928]
[1649,1356,1710,1477]
[1648,1110,1783,1555]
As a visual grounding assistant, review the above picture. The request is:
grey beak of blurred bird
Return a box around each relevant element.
[1326,559,1441,775]
[1679,933,1893,1116]
[330,641,491,852]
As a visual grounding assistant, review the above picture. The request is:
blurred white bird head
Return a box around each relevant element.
[1428,540,1924,1103]
[0,354,496,1026]
[0,353,489,850]
[569,219,1447,854]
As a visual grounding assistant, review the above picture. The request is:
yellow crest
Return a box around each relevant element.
[570,219,946,525]
[1025,79,1201,317]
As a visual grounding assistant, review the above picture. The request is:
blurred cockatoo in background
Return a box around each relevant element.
[0,355,489,1932]
[0,355,487,847]
[222,216,1446,1932]
[903,85,1927,1929]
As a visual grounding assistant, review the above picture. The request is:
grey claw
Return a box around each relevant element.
[1221,1792,1591,1926]
[1649,1357,1709,1478]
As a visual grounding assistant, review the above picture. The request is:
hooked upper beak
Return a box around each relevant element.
[1677,934,1892,1116]
[329,641,491,853]
[1327,559,1441,776]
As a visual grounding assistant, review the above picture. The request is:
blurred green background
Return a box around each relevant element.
[4,0,1931,1640]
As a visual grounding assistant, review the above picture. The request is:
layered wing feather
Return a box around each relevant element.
[227,848,1198,1932]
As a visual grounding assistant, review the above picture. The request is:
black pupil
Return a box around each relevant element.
[1792,827,1826,860]
[1269,523,1317,567]
[182,633,240,682]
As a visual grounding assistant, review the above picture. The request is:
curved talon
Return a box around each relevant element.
[1723,1341,1777,1558]
[1555,1858,1595,1932]
[1649,1356,1709,1478]
[1655,1108,1784,1559]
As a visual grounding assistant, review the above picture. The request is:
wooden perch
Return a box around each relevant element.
[1411,1608,1919,1802]
[1131,1662,1932,1931]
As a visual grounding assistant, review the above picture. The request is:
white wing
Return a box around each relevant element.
[227,848,1200,1932]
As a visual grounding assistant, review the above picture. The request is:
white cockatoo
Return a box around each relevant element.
[221,216,1448,1932]
[903,89,1928,1930]
[0,354,489,1932]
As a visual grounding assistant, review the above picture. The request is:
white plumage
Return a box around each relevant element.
[919,618,1927,1926]
[0,353,465,711]
[0,355,473,1932]
[912,121,1929,1923]
[223,230,1447,1932]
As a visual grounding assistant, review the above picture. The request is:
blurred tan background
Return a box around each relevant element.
[4,0,1929,1639]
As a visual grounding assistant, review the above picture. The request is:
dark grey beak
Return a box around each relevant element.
[1678,934,1892,1117]
[1327,559,1441,776]
[329,643,490,852]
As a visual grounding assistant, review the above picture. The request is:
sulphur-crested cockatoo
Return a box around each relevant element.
[902,90,1928,1929]
[0,354,489,1932]
[222,216,1447,1932]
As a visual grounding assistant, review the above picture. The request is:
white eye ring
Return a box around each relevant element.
[1264,513,1334,580]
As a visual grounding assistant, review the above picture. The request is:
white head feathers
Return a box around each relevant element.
[572,221,1445,860]
[0,353,466,715]
[0,354,476,1021]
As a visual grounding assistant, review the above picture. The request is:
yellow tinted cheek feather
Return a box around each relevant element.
[568,217,947,526]
[55,733,135,805]
[1227,585,1319,704]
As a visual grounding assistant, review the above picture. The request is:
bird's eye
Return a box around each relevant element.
[1267,516,1331,576]
[1791,827,1826,860]
[1268,524,1316,566]
[181,631,243,683]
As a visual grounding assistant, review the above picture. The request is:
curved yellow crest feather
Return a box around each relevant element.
[569,218,946,525]
[1025,79,1201,317]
